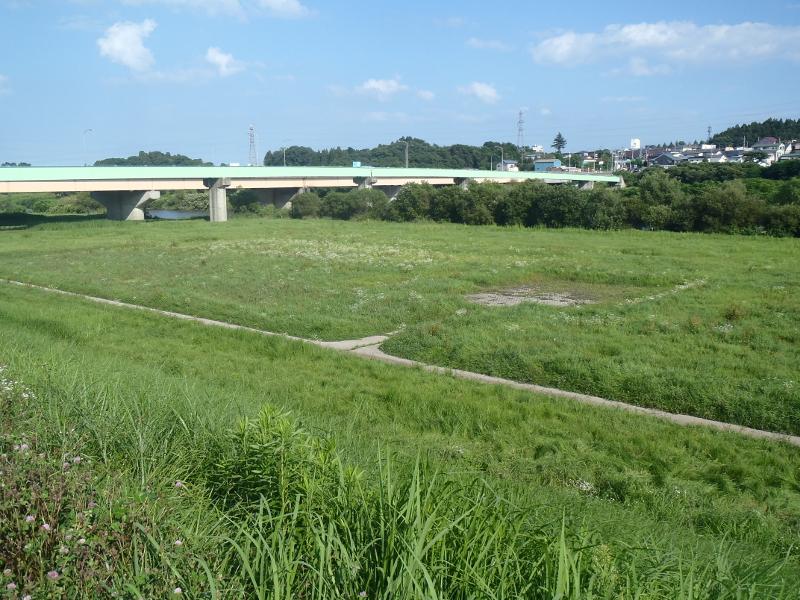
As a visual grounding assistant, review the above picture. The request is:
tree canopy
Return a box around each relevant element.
[263,138,526,170]
[552,132,567,153]
[94,151,212,167]
[710,118,800,148]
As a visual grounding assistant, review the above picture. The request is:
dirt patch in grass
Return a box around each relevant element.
[466,287,596,307]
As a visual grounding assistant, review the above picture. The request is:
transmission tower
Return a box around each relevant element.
[248,125,258,166]
[517,110,526,163]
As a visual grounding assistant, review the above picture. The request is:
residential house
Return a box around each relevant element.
[534,158,561,172]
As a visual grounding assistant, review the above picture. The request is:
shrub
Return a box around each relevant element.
[393,183,435,221]
[320,190,369,220]
[428,186,467,223]
[290,191,321,219]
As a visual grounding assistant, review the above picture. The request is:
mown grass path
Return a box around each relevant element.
[3,277,798,448]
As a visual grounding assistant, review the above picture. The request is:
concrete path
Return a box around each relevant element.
[2,278,799,448]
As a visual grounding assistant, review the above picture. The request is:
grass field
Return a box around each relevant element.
[1,217,798,435]
[1,280,800,597]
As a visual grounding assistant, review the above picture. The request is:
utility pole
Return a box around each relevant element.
[517,109,525,165]
[401,140,409,168]
[248,125,258,166]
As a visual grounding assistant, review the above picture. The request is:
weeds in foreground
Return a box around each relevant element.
[0,364,795,598]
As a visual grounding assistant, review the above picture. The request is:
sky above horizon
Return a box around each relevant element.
[1,0,800,166]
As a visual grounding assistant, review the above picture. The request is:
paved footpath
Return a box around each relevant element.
[3,278,799,448]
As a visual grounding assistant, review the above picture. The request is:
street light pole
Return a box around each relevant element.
[494,146,504,170]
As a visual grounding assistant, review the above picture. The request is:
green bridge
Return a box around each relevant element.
[0,166,624,222]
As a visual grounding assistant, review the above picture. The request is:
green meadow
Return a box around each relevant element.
[1,217,798,434]
[1,216,799,596]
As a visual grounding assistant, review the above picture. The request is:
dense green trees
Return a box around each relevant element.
[710,118,800,148]
[95,151,211,167]
[265,138,529,170]
[288,172,800,237]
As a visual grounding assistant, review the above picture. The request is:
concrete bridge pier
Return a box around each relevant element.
[253,188,305,209]
[578,181,595,190]
[375,185,402,200]
[204,178,231,222]
[355,176,378,190]
[92,190,160,221]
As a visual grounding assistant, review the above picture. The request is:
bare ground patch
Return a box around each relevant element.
[466,287,596,307]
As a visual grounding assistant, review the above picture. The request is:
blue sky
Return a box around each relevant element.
[1,0,799,165]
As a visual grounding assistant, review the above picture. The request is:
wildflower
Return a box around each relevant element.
[41,522,52,532]
[174,481,184,489]
[62,462,70,470]
[25,515,35,523]
[359,592,367,598]
[3,568,11,576]
[20,443,29,451]
[6,582,16,591]
[173,587,183,595]
[59,545,69,555]
[88,501,97,509]
[47,570,60,580]
[78,538,86,545]
[174,540,183,547]
[23,595,32,600]
[72,456,81,464]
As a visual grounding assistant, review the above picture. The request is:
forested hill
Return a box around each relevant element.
[710,118,800,147]
[263,138,522,170]
[94,151,211,167]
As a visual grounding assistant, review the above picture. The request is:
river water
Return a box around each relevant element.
[148,210,208,220]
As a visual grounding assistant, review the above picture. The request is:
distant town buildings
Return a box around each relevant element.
[496,159,519,172]
[640,138,796,169]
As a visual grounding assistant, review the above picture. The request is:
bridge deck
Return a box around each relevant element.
[0,166,621,194]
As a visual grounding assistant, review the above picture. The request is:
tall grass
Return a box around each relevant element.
[1,369,795,598]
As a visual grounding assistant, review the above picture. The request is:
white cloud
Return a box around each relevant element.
[626,57,670,77]
[97,19,157,71]
[416,89,435,101]
[531,21,800,68]
[122,0,244,16]
[467,37,511,51]
[206,47,244,76]
[257,0,311,18]
[458,82,500,104]
[357,78,408,100]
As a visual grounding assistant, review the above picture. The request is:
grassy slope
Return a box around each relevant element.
[0,218,798,435]
[1,283,799,583]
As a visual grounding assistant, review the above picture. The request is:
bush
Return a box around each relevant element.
[320,190,369,220]
[428,186,467,223]
[393,183,436,221]
[463,182,504,225]
[772,178,800,205]
[526,184,586,228]
[494,182,539,226]
[582,187,627,229]
[290,191,321,219]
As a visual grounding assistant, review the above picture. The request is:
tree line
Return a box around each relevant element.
[709,118,800,148]
[288,168,800,237]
